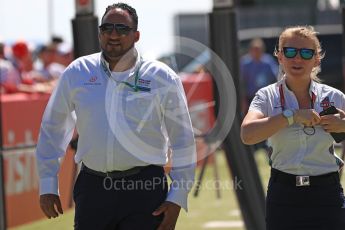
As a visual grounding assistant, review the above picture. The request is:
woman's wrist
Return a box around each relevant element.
[293,110,300,124]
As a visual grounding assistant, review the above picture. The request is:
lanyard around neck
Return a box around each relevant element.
[101,55,143,92]
[120,60,143,92]
[279,84,316,111]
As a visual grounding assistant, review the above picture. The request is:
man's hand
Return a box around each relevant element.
[152,201,181,230]
[39,194,63,219]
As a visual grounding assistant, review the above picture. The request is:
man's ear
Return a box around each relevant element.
[134,31,140,43]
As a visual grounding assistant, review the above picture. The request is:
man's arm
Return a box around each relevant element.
[153,72,196,229]
[35,71,76,218]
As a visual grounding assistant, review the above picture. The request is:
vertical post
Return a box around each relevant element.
[342,0,345,91]
[47,0,54,39]
[72,0,100,58]
[0,153,5,230]
[340,0,345,177]
[0,94,6,229]
[209,0,266,229]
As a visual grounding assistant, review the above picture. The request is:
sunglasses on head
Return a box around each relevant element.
[282,47,315,60]
[99,23,134,36]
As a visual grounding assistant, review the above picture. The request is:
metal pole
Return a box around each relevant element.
[193,155,209,197]
[0,153,5,230]
[0,93,7,229]
[342,0,345,92]
[209,1,266,229]
[340,0,345,178]
[72,0,100,58]
[47,0,54,39]
[222,116,266,230]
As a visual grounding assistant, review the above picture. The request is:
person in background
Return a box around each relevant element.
[240,38,278,112]
[240,38,279,152]
[55,42,74,67]
[0,41,5,59]
[241,25,345,230]
[11,41,34,78]
[0,40,50,94]
[50,36,64,49]
[36,3,196,230]
[33,44,65,82]
[0,41,22,93]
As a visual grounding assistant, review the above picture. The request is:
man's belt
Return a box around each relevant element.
[81,163,150,179]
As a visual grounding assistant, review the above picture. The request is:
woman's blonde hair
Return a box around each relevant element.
[273,25,325,82]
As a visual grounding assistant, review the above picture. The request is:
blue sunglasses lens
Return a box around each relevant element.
[283,48,297,58]
[300,49,314,60]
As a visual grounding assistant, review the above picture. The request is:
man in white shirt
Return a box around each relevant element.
[36,3,196,230]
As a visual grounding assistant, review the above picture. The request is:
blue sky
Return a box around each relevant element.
[0,0,212,58]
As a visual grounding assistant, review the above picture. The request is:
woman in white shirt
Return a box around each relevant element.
[241,25,345,230]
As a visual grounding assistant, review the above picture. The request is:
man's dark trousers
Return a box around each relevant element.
[73,165,168,230]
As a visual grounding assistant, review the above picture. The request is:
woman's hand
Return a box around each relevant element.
[320,108,345,133]
[336,108,345,119]
[294,109,321,126]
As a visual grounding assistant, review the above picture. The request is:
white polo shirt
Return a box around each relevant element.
[249,78,345,176]
[35,49,196,211]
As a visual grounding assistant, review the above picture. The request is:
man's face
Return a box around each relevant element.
[99,8,139,61]
[249,46,263,61]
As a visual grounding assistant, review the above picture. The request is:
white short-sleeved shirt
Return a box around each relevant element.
[249,78,345,175]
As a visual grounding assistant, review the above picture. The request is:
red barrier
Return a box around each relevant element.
[181,73,216,164]
[1,93,76,228]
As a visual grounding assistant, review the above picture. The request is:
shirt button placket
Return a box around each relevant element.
[106,81,118,171]
[300,129,308,161]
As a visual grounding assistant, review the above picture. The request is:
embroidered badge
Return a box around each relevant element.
[133,78,151,92]
[138,79,151,87]
[320,96,334,110]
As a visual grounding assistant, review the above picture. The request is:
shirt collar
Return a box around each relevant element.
[281,76,317,97]
[100,47,142,79]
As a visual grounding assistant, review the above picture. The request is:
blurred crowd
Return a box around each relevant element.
[0,36,73,94]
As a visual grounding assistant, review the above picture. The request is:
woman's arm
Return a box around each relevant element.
[241,109,321,145]
[240,110,288,145]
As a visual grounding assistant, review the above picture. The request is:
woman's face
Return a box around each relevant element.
[278,35,319,80]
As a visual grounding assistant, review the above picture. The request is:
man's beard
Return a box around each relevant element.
[103,43,134,60]
[103,45,137,71]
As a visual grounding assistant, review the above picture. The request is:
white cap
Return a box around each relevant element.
[57,42,72,55]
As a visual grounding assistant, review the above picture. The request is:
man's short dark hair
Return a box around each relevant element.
[51,36,64,44]
[101,3,138,31]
